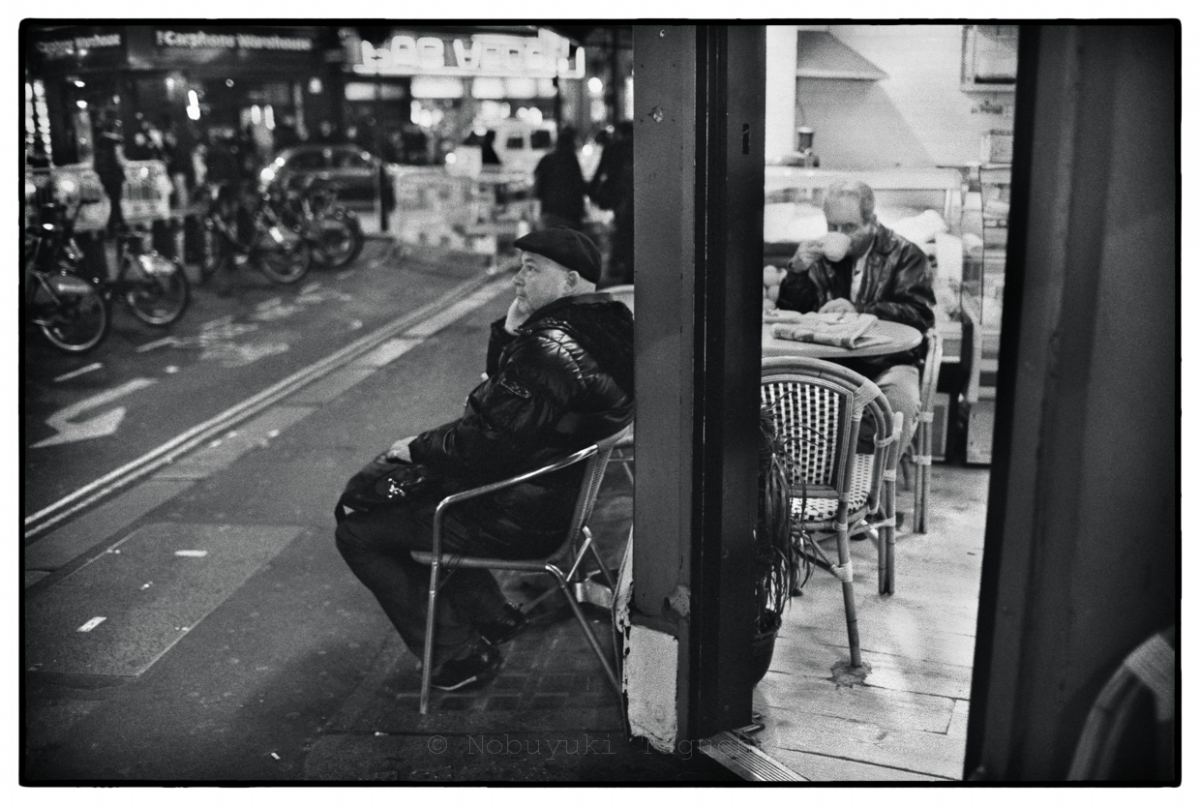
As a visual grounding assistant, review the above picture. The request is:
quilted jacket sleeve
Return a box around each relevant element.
[409,328,579,480]
[860,244,937,333]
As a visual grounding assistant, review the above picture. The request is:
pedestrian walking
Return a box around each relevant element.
[533,126,587,231]
[92,108,126,237]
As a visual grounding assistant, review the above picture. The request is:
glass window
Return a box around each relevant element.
[530,130,554,150]
[506,135,525,150]
[332,150,372,169]
[288,150,326,170]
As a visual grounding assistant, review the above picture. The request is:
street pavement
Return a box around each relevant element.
[21,241,739,783]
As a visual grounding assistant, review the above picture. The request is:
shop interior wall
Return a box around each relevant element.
[795,25,1016,170]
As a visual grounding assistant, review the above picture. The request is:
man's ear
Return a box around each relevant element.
[565,270,580,289]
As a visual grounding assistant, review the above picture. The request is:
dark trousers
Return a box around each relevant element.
[335,501,508,667]
[102,180,124,235]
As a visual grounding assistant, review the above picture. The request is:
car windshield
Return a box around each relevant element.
[289,151,326,170]
[332,151,371,169]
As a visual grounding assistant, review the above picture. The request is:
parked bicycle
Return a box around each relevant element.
[97,225,190,327]
[200,182,311,286]
[269,176,364,270]
[24,199,110,354]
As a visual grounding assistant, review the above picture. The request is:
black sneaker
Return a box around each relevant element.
[431,642,503,692]
[475,603,529,646]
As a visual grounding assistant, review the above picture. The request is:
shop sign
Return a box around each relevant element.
[351,32,584,79]
[154,29,314,52]
[124,25,320,70]
[27,26,126,72]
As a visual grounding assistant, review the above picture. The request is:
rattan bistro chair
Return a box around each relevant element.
[911,329,943,533]
[410,431,624,714]
[761,357,904,666]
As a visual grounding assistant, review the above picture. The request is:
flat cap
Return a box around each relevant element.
[514,228,602,284]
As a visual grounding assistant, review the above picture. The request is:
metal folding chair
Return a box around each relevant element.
[761,357,903,667]
[410,431,624,714]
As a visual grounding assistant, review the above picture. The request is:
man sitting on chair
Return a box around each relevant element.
[336,229,634,692]
[772,179,936,454]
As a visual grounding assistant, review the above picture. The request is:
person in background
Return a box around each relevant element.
[315,120,338,146]
[92,108,126,237]
[533,125,587,231]
[772,179,936,459]
[480,130,502,166]
[273,114,301,152]
[588,121,634,285]
[335,229,634,692]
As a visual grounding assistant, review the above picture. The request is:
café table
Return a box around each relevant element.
[762,317,922,360]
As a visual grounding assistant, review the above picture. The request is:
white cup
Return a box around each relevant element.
[822,231,852,262]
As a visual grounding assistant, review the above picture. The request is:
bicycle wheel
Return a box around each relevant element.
[257,226,311,285]
[310,213,362,269]
[124,252,190,326]
[34,272,110,354]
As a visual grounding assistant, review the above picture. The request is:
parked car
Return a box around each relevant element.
[260,144,391,212]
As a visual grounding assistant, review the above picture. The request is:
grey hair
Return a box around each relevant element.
[823,180,876,222]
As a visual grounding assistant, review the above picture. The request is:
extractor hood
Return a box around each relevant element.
[795,31,888,81]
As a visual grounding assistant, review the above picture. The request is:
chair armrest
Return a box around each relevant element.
[427,443,601,559]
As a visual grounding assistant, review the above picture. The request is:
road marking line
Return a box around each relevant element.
[201,315,234,331]
[77,617,106,633]
[24,273,511,540]
[175,550,208,558]
[355,337,422,368]
[53,363,103,383]
[136,337,179,353]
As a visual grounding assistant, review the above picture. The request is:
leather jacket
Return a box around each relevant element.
[776,222,936,374]
[410,292,634,556]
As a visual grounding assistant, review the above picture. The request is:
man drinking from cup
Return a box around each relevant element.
[768,179,936,460]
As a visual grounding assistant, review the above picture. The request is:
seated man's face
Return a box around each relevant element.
[824,196,875,259]
[514,252,573,313]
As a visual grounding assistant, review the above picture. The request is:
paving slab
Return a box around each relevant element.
[24,479,197,572]
[25,523,303,677]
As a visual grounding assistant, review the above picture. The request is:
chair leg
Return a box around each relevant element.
[586,538,617,590]
[833,507,862,668]
[883,473,897,596]
[546,565,623,696]
[419,557,443,715]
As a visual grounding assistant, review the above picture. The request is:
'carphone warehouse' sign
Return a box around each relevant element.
[155,29,314,51]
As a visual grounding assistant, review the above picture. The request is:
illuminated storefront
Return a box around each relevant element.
[339,27,586,162]
[25,24,339,169]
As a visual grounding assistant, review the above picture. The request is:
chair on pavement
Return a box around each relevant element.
[910,329,943,533]
[761,357,904,667]
[410,431,625,714]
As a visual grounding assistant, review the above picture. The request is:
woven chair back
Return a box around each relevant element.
[761,375,848,490]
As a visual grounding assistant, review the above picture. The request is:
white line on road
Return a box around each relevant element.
[136,337,179,353]
[77,617,107,633]
[53,363,102,383]
[174,550,209,558]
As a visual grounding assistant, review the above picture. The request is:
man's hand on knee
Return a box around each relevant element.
[386,436,416,463]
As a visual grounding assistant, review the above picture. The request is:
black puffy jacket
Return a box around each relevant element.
[410,292,634,556]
